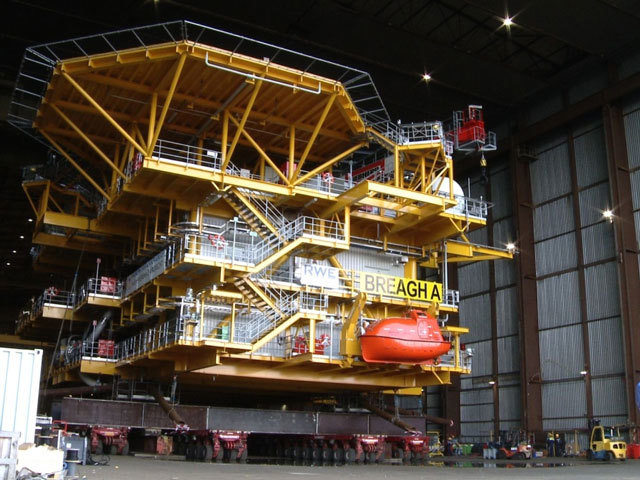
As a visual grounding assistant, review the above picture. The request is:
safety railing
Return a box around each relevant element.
[123,249,167,297]
[432,192,490,220]
[443,290,460,309]
[437,345,473,371]
[76,277,122,305]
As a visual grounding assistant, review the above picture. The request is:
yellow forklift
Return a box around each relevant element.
[586,421,626,461]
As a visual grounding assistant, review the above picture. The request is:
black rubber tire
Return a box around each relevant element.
[392,447,403,459]
[321,447,333,462]
[95,440,103,456]
[586,449,593,461]
[239,448,248,464]
[301,447,312,461]
[367,451,376,464]
[292,445,301,459]
[344,448,356,464]
[205,443,213,461]
[196,444,207,461]
[186,443,197,461]
[607,451,615,462]
[214,446,224,463]
[228,449,238,463]
[514,452,525,460]
[121,442,130,456]
[333,447,345,464]
[312,447,322,462]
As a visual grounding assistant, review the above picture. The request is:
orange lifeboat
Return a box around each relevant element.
[360,310,450,364]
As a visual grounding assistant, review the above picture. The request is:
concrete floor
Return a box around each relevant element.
[76,455,640,480]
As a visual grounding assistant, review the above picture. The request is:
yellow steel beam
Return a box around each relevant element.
[293,141,367,187]
[251,312,303,352]
[40,131,110,200]
[194,359,456,388]
[60,71,146,156]
[223,79,263,169]
[21,184,39,216]
[148,53,188,156]
[79,72,351,143]
[49,104,127,180]
[288,125,295,181]
[227,114,290,185]
[340,292,366,357]
[294,93,337,176]
[319,180,370,218]
[148,92,158,149]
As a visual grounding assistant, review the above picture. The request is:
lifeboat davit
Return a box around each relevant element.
[360,310,450,364]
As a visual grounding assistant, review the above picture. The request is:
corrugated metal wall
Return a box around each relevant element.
[623,96,640,292]
[528,117,627,432]
[456,163,522,441]
[448,79,638,440]
[335,246,404,277]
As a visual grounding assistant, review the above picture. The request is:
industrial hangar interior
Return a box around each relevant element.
[1,0,640,463]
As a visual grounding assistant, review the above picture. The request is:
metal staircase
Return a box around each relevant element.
[223,188,285,239]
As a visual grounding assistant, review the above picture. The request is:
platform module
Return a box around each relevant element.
[9,20,512,394]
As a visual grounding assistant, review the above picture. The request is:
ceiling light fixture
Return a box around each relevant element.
[503,16,513,27]
[422,72,432,82]
[28,218,33,222]
[506,242,516,253]
[19,235,24,239]
[12,250,16,254]
[5,262,10,266]
[603,209,614,223]
[580,370,588,376]
[488,380,496,385]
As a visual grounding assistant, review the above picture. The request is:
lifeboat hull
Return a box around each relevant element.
[360,311,451,364]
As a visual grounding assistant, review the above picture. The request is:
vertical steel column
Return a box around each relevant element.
[486,179,500,438]
[602,104,640,425]
[511,144,543,434]
[442,263,461,438]
[566,126,594,421]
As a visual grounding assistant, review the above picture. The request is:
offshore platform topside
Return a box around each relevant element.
[9,21,511,449]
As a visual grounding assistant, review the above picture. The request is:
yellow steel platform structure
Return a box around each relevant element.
[9,21,511,393]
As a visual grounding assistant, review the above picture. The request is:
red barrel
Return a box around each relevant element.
[627,444,640,459]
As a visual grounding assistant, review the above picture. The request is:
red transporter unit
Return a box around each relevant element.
[360,310,450,364]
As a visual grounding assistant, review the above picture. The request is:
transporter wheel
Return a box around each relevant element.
[205,443,213,461]
[366,451,376,464]
[392,447,403,459]
[334,447,344,464]
[344,448,356,464]
[239,448,248,464]
[186,443,197,461]
[301,447,312,461]
[321,447,333,462]
[121,442,130,456]
[228,449,238,463]
[312,446,322,462]
[292,444,302,459]
[607,451,615,462]
[214,446,224,463]
[196,444,207,461]
[586,449,593,461]
[95,440,104,456]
